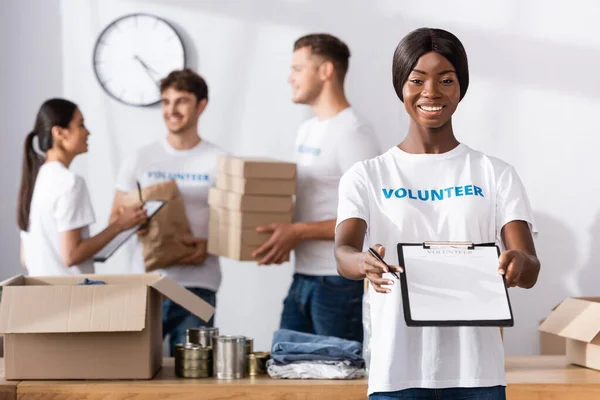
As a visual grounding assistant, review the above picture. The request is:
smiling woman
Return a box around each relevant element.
[334,28,541,400]
[392,29,469,103]
[17,99,148,277]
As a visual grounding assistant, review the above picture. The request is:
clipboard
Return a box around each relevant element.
[397,241,514,327]
[93,200,166,262]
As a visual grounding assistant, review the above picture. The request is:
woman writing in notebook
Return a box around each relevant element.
[17,99,148,276]
[334,29,540,400]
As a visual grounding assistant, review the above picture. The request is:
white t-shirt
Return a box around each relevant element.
[22,161,96,276]
[115,138,227,291]
[294,107,379,276]
[336,143,536,394]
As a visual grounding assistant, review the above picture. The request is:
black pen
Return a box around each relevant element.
[136,180,144,203]
[368,247,401,279]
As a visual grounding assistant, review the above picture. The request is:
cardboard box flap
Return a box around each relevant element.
[151,276,214,322]
[538,297,600,343]
[0,275,25,287]
[0,284,147,334]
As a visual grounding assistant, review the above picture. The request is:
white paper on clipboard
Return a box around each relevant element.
[94,200,165,262]
[399,244,512,325]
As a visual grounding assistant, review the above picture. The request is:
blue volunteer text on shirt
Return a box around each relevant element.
[382,185,484,201]
[147,171,210,181]
[297,145,321,156]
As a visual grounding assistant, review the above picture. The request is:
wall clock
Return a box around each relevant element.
[93,13,186,107]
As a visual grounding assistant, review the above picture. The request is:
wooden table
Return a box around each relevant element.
[506,356,600,400]
[13,356,600,400]
[0,360,17,400]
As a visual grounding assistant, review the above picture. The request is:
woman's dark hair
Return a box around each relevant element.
[392,28,469,102]
[17,98,78,231]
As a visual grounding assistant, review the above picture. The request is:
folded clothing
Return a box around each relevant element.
[271,329,364,367]
[267,359,365,380]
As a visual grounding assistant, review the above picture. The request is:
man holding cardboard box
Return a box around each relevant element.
[252,34,380,342]
[110,69,227,356]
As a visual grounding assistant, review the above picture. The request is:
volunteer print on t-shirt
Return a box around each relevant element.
[336,143,537,395]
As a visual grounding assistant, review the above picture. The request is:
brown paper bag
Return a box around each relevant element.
[123,180,195,271]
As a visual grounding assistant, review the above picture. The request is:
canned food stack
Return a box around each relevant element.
[180,327,260,380]
[174,343,212,378]
[187,327,219,348]
[208,156,297,261]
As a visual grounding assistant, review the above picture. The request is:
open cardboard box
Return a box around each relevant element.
[539,318,566,355]
[538,297,600,369]
[0,274,214,380]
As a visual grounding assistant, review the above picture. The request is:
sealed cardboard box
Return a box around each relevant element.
[222,226,272,246]
[207,219,220,256]
[538,297,600,369]
[209,207,293,229]
[216,173,296,196]
[217,156,296,179]
[208,188,293,213]
[208,217,258,261]
[0,274,214,380]
[208,217,290,262]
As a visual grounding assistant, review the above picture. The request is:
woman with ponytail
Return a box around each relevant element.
[17,98,148,276]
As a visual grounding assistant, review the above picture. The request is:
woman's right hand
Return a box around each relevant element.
[360,244,403,294]
[115,202,148,232]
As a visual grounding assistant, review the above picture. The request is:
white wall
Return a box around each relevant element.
[0,0,63,279]
[5,0,600,355]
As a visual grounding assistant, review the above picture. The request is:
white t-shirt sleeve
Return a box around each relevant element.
[115,154,138,193]
[336,123,380,173]
[54,177,96,233]
[336,164,370,228]
[496,166,537,234]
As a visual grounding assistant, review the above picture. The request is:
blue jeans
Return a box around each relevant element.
[370,386,506,400]
[271,329,364,366]
[280,273,363,343]
[162,287,216,356]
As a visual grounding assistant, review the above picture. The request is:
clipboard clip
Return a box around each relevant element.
[422,241,475,250]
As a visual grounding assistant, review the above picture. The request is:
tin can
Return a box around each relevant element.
[175,343,212,378]
[245,337,254,355]
[247,351,270,376]
[186,327,219,348]
[213,335,246,379]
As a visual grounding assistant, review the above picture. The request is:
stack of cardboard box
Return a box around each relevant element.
[208,156,296,261]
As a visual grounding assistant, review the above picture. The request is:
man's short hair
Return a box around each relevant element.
[294,33,351,83]
[160,68,208,102]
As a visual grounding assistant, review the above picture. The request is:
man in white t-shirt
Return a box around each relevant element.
[110,69,227,356]
[253,34,380,343]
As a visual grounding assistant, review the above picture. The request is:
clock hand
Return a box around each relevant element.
[134,55,161,76]
[133,55,159,87]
